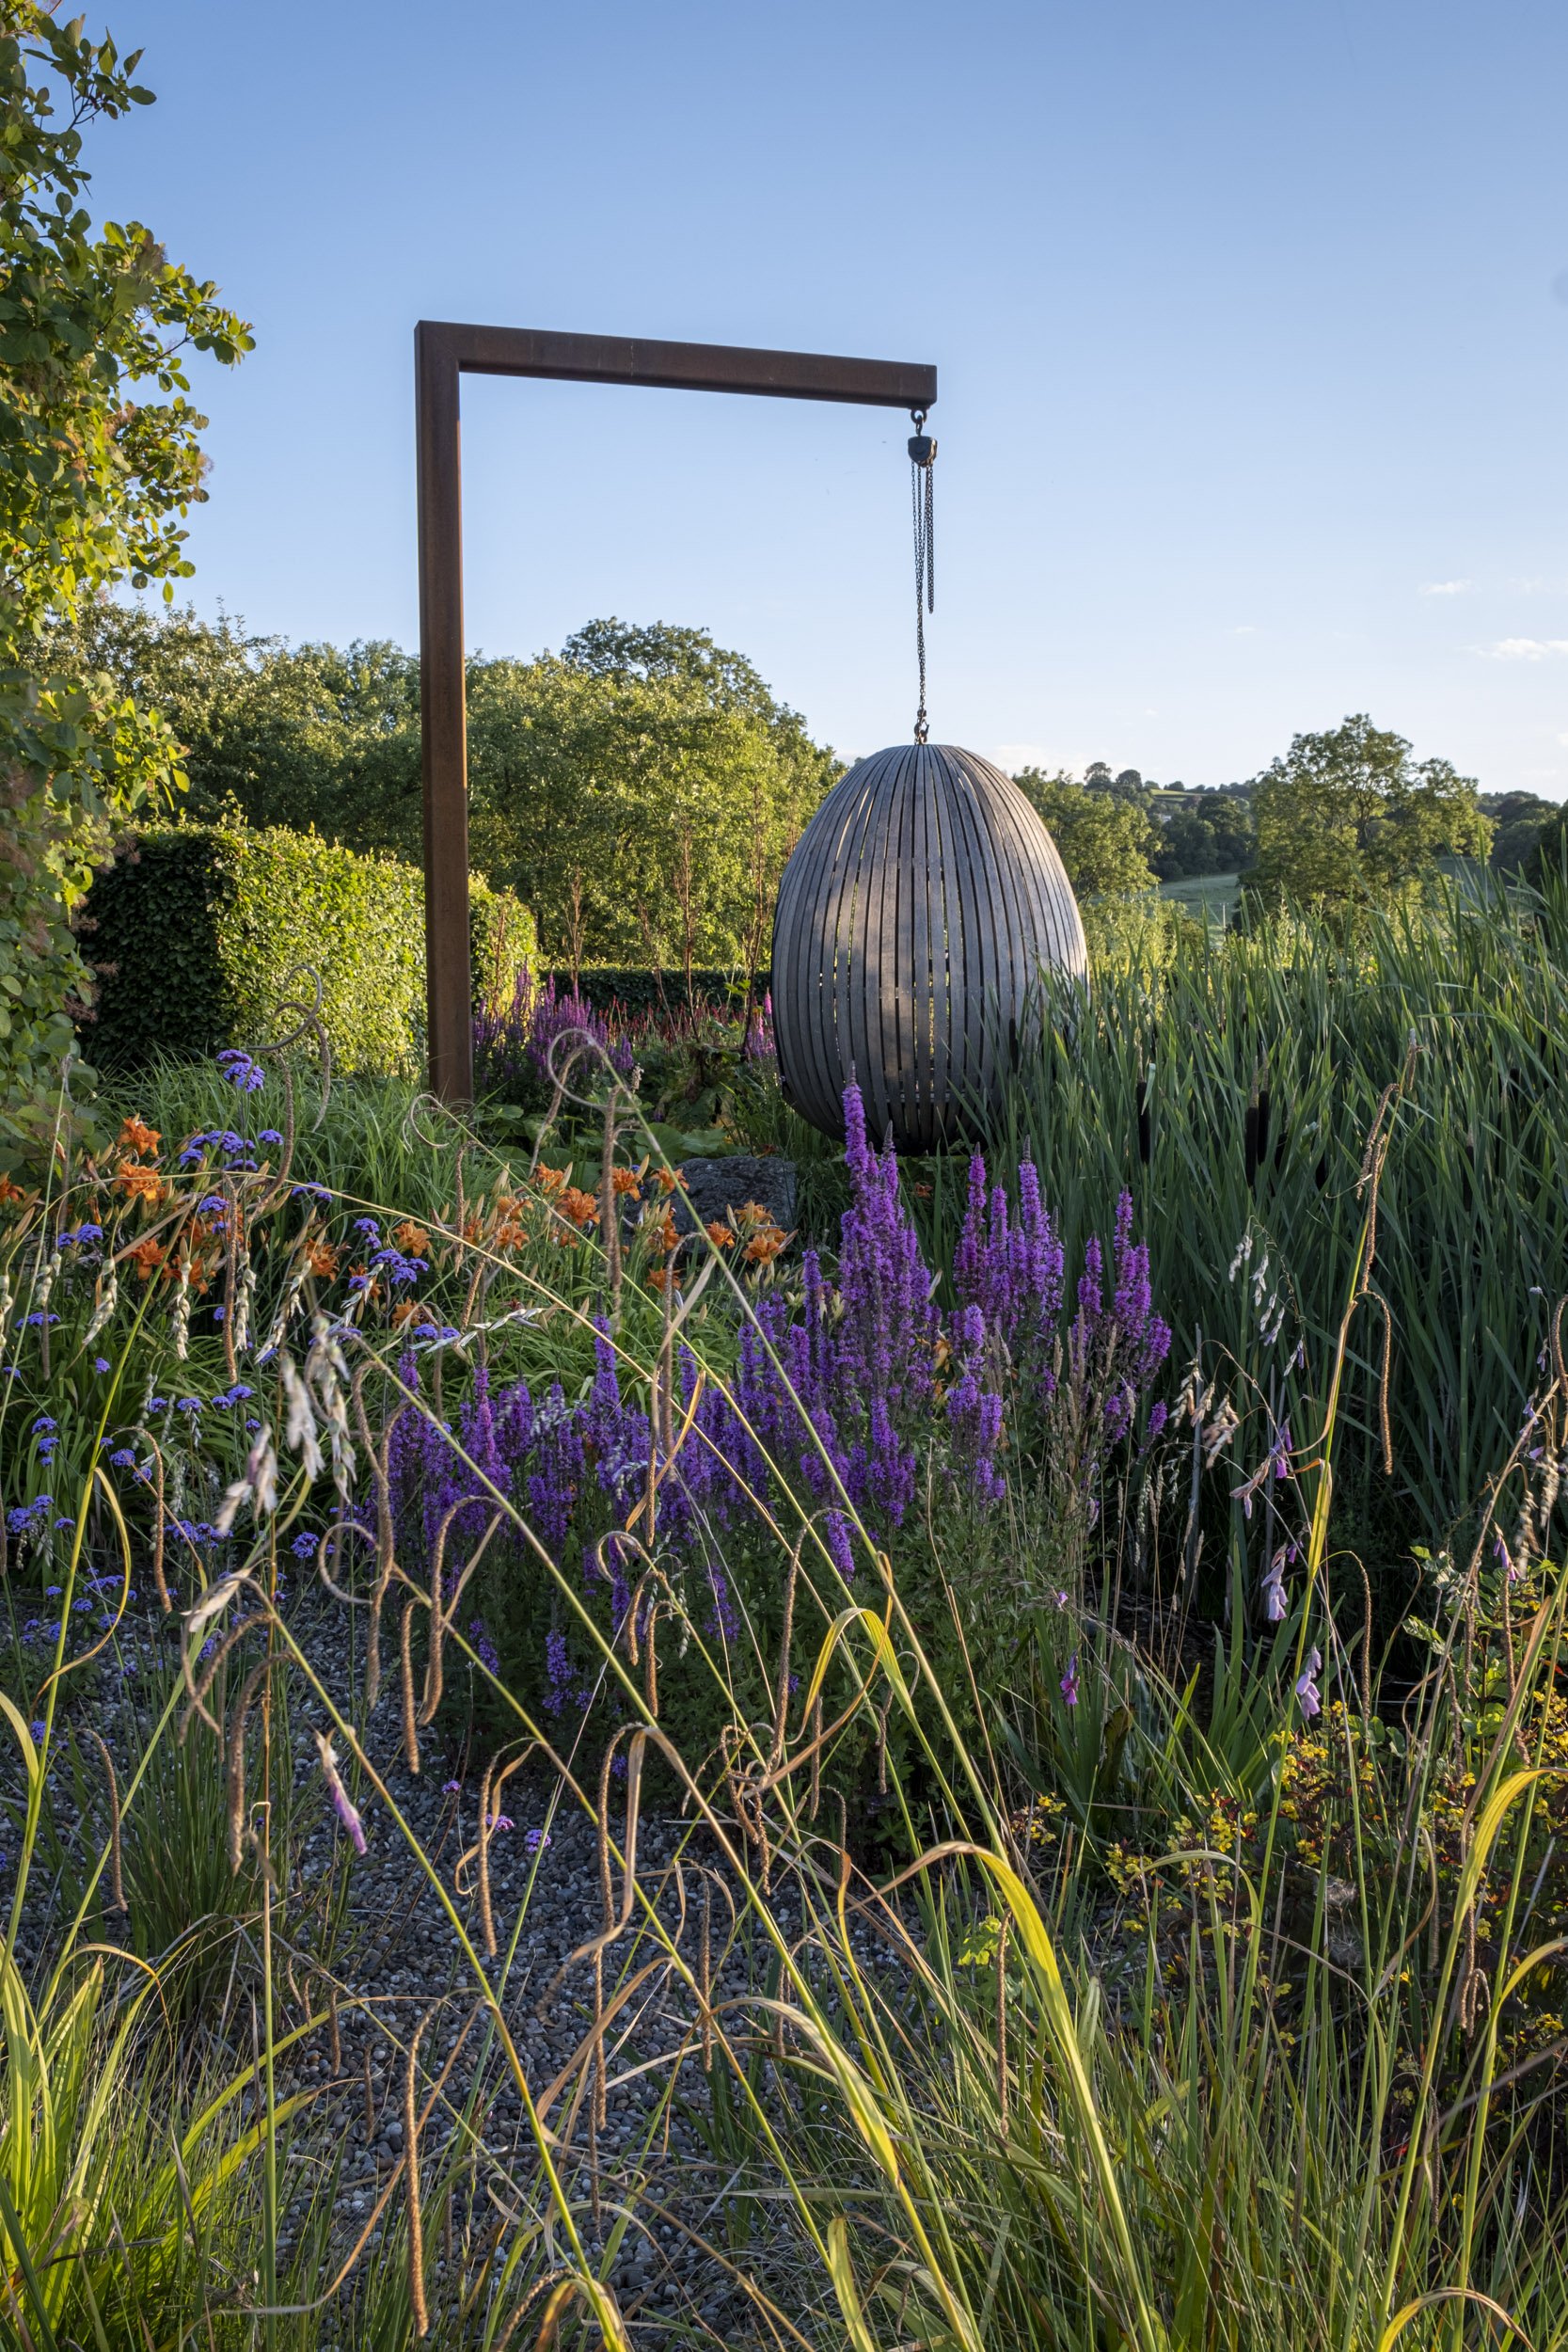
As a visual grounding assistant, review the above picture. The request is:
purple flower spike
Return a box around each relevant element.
[1060,1653,1080,1708]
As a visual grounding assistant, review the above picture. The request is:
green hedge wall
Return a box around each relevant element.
[84,825,535,1074]
[540,967,770,1020]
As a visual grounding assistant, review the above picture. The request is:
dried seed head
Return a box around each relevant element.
[405,2010,430,2336]
[280,1355,325,1480]
[214,1423,278,1537]
[314,1729,368,1854]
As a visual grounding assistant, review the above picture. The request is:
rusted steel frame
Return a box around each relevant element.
[415,321,938,1104]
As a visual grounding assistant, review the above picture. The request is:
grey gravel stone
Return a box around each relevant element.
[673,1153,795,1240]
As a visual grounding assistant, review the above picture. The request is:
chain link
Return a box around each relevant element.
[909,411,936,744]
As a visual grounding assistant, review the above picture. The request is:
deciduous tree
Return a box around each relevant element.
[1012,768,1159,897]
[0,6,249,1144]
[1245,715,1490,912]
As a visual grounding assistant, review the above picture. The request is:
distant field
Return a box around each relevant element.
[1157,870,1241,921]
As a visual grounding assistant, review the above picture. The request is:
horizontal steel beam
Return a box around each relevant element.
[420,320,937,411]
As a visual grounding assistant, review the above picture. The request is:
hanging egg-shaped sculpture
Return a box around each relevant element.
[771,741,1086,1153]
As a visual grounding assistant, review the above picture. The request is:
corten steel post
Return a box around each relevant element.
[415,321,938,1104]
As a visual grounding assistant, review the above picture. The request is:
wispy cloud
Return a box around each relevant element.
[992,742,1069,773]
[1478,638,1568,660]
[1419,579,1472,596]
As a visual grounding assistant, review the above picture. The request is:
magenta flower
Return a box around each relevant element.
[1060,1653,1080,1708]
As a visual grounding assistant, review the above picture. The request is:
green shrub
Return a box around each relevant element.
[82,823,534,1074]
[542,965,768,1019]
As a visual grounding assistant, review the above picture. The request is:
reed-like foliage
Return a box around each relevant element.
[934,876,1568,1568]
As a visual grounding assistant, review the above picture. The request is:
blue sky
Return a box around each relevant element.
[85,0,1568,794]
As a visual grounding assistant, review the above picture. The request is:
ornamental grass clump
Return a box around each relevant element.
[967,870,1568,1578]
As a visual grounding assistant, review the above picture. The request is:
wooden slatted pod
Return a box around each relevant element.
[771,741,1087,1152]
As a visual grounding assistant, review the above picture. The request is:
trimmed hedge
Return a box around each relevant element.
[84,824,535,1074]
[541,966,770,1020]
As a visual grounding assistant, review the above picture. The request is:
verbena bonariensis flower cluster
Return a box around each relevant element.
[388,1084,1170,1692]
[472,963,637,1104]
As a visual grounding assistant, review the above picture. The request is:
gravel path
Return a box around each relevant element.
[10,1579,896,2344]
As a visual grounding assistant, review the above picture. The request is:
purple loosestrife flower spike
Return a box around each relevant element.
[1060,1653,1080,1708]
[835,1081,936,1416]
[543,1628,575,1714]
[954,1152,987,1307]
[823,1508,855,1578]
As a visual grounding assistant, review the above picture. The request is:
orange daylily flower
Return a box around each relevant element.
[743,1217,787,1265]
[117,1116,161,1158]
[495,1218,530,1250]
[393,1298,437,1327]
[535,1166,569,1199]
[0,1174,33,1209]
[558,1187,599,1229]
[392,1219,431,1256]
[654,1168,687,1195]
[117,1163,166,1208]
[610,1167,642,1198]
[304,1238,340,1279]
[127,1235,166,1280]
[705,1220,736,1248]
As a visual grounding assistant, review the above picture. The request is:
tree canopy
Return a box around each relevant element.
[1012,767,1160,897]
[55,603,839,978]
[1245,715,1490,912]
[467,622,836,980]
[0,4,249,1143]
[1482,789,1560,876]
[1147,790,1255,882]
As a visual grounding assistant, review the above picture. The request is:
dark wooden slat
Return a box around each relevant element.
[772,741,1086,1152]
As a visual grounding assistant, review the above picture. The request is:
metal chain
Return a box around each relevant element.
[909,410,936,744]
